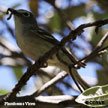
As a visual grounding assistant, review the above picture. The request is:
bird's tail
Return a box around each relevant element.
[61,64,90,91]
[48,49,90,91]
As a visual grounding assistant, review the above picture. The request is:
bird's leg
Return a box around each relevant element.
[35,56,48,68]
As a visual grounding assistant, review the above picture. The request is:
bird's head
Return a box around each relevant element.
[7,8,37,26]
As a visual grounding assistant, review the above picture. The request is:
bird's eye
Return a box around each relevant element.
[23,12,30,17]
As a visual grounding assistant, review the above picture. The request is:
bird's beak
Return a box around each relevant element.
[7,8,18,14]
[7,8,20,20]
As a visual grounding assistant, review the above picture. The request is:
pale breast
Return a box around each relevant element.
[16,30,54,61]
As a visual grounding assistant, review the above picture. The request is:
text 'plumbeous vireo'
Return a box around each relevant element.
[7,8,89,90]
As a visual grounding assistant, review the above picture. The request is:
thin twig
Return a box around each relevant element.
[31,71,67,97]
[78,31,108,63]
[94,31,108,50]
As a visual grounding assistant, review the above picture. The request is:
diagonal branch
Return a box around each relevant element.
[79,31,108,63]
[31,71,67,97]
[94,31,108,50]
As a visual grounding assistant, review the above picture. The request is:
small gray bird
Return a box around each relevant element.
[7,8,89,90]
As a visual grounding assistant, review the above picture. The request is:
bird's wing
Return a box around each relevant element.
[30,28,59,45]
[30,28,84,66]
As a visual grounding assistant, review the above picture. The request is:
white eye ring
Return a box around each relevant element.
[23,12,30,17]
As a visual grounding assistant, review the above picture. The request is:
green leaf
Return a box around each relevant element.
[63,4,86,21]
[97,70,108,85]
[12,67,23,80]
[49,12,61,32]
[0,89,8,95]
[75,84,108,107]
[90,28,103,48]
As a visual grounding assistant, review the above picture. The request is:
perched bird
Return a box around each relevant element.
[7,8,89,91]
